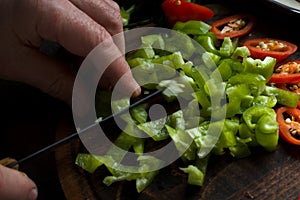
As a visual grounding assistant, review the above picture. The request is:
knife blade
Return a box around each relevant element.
[4,89,164,169]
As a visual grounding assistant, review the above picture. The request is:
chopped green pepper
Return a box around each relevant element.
[194,35,220,55]
[263,86,300,107]
[228,72,266,96]
[255,114,279,152]
[242,105,278,151]
[243,56,276,81]
[172,20,211,35]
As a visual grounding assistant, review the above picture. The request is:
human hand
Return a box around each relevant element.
[0,0,141,107]
[0,163,38,200]
[0,0,140,198]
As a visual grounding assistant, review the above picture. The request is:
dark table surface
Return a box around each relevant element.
[1,0,300,200]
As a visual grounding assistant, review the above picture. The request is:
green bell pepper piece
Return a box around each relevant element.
[130,44,155,59]
[220,58,245,74]
[242,105,276,130]
[130,103,148,124]
[164,32,195,58]
[219,37,235,58]
[172,20,211,35]
[194,35,220,55]
[166,125,196,161]
[231,46,251,60]
[141,34,165,50]
[75,154,103,173]
[137,117,169,141]
[228,72,266,96]
[202,52,221,69]
[193,89,211,116]
[212,60,232,81]
[127,57,150,68]
[263,86,300,108]
[226,84,251,117]
[152,51,185,69]
[255,114,279,152]
[180,165,205,186]
[243,56,276,81]
[253,95,277,107]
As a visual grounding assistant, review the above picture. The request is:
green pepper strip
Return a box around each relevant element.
[211,60,232,81]
[213,118,239,155]
[242,105,276,130]
[194,35,220,55]
[228,72,266,96]
[243,105,278,151]
[226,84,250,117]
[231,46,251,60]
[172,20,211,35]
[263,86,300,108]
[255,114,279,152]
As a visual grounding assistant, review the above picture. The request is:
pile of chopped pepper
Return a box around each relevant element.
[75,17,300,193]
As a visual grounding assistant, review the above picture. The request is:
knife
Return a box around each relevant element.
[3,89,165,169]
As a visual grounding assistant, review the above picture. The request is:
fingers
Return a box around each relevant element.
[36,0,121,57]
[0,44,76,106]
[35,0,140,96]
[69,0,126,54]
[69,0,123,36]
[3,0,140,107]
[0,165,38,200]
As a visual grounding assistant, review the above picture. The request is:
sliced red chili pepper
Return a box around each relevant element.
[269,60,300,84]
[210,14,255,39]
[161,0,214,26]
[276,106,300,145]
[243,38,297,63]
[270,61,300,108]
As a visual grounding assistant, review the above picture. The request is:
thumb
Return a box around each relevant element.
[0,165,38,200]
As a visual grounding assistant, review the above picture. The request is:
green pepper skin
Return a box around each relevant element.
[243,105,276,130]
[219,37,235,58]
[195,35,220,55]
[263,86,300,108]
[228,72,266,96]
[243,56,276,81]
[226,84,251,117]
[243,105,278,151]
[173,20,212,35]
[255,115,279,152]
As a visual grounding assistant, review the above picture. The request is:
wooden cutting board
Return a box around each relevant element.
[55,1,300,199]
[55,110,300,200]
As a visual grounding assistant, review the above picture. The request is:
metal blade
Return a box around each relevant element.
[5,89,164,168]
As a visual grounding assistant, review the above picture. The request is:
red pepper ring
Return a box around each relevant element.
[243,38,297,63]
[269,60,300,84]
[161,0,214,26]
[276,106,300,145]
[210,14,255,39]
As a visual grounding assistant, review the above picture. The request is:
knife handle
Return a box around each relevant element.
[0,157,19,170]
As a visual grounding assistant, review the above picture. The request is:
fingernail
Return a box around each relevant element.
[28,188,38,200]
[132,87,141,97]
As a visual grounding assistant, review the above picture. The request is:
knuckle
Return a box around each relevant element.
[109,11,123,32]
[45,73,72,104]
[109,1,120,11]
